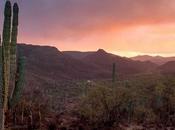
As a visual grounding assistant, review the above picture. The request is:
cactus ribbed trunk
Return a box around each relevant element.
[1,1,12,129]
[2,0,12,115]
[0,36,5,130]
[10,3,19,100]
[10,57,25,106]
[0,109,5,130]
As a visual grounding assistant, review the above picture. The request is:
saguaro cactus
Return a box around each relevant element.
[10,3,19,100]
[112,63,116,83]
[0,1,25,129]
[0,2,12,129]
[2,0,12,112]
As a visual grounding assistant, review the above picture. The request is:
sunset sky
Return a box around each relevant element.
[1,0,175,57]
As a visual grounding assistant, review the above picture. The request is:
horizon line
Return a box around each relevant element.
[17,43,175,58]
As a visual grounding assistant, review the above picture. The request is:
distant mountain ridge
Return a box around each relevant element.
[17,44,175,94]
[131,55,175,65]
[82,49,157,75]
[18,44,159,80]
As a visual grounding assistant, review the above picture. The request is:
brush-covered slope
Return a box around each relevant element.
[16,44,161,103]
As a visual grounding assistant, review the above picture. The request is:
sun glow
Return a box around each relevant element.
[18,23,175,57]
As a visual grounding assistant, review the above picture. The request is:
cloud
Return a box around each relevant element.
[1,0,175,39]
[1,0,175,56]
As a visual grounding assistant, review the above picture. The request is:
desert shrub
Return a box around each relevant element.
[78,85,135,127]
[78,76,175,127]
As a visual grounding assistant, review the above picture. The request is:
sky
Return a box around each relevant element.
[1,0,175,57]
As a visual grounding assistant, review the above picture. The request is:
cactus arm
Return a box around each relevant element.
[10,3,19,99]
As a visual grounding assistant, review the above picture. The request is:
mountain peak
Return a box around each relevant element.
[96,49,106,54]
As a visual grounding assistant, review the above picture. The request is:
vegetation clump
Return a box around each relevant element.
[78,76,175,129]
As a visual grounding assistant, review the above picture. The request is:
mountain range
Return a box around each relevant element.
[21,45,159,77]
[17,44,175,92]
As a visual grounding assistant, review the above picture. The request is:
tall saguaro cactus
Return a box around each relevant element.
[2,0,12,112]
[0,1,25,130]
[0,2,12,129]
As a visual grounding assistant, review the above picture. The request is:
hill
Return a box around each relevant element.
[131,55,175,65]
[82,49,157,75]
[18,45,157,81]
[158,61,175,74]
[18,44,102,80]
